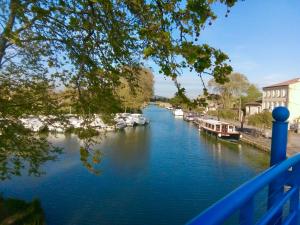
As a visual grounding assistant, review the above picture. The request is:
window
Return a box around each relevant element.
[276,90,280,97]
[263,91,266,97]
[272,90,275,97]
[267,91,271,97]
[266,102,270,109]
[282,89,286,97]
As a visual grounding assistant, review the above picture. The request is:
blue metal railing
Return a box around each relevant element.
[187,107,300,225]
[187,154,300,225]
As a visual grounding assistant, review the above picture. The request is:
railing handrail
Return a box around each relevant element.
[187,153,300,225]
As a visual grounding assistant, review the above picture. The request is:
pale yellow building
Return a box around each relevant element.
[262,78,300,125]
[245,101,262,116]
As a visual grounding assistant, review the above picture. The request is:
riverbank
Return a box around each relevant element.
[19,113,149,133]
[218,119,300,156]
[211,118,272,153]
[239,133,271,152]
[160,105,273,153]
[1,105,269,225]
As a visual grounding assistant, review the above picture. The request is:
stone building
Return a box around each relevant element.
[262,78,300,124]
[245,101,262,116]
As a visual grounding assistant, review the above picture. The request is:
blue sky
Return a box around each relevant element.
[148,0,300,98]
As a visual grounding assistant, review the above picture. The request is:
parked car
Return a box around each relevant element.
[290,123,299,133]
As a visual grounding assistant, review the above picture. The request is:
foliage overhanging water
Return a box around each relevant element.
[0,105,269,225]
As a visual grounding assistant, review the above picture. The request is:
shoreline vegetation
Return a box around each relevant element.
[154,102,272,153]
[152,73,277,153]
[0,195,45,225]
[0,0,240,184]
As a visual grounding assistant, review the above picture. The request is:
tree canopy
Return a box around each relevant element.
[0,0,239,179]
[241,84,262,107]
[208,72,250,108]
[117,68,154,112]
[1,0,237,117]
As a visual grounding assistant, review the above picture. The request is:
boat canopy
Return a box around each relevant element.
[202,119,230,126]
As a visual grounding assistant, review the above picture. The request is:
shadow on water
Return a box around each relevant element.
[0,195,45,225]
[99,126,151,173]
[0,130,104,181]
[0,129,106,181]
[0,127,115,181]
[44,126,151,177]
[0,106,271,225]
[200,133,269,171]
[0,130,62,181]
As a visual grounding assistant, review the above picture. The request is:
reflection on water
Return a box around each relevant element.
[0,131,62,181]
[80,146,103,175]
[201,134,269,171]
[0,195,45,225]
[0,106,269,225]
[104,126,151,173]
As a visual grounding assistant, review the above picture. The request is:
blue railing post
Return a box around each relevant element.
[269,107,290,166]
[268,106,290,224]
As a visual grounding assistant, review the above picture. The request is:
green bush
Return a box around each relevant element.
[207,109,238,120]
[247,111,272,128]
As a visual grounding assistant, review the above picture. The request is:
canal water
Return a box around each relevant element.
[0,105,269,225]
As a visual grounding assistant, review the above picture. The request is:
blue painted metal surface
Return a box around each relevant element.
[187,107,300,225]
[268,107,290,224]
[270,107,289,166]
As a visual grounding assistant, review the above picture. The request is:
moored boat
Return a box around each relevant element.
[125,117,136,126]
[198,119,241,140]
[20,117,45,132]
[131,113,147,125]
[116,120,127,130]
[183,112,197,122]
[173,108,184,116]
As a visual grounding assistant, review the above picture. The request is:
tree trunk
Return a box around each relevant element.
[0,0,18,68]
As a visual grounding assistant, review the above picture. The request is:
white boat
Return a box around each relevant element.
[20,117,45,132]
[115,114,135,127]
[184,112,197,122]
[198,118,241,140]
[90,116,105,129]
[68,117,84,128]
[121,113,131,117]
[131,114,147,125]
[48,121,65,133]
[116,120,127,130]
[184,115,195,122]
[124,116,136,126]
[173,109,184,116]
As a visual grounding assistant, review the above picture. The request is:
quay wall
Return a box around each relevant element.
[240,133,271,152]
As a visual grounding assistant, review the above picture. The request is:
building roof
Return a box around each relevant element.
[202,119,230,126]
[245,102,262,106]
[263,78,300,88]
